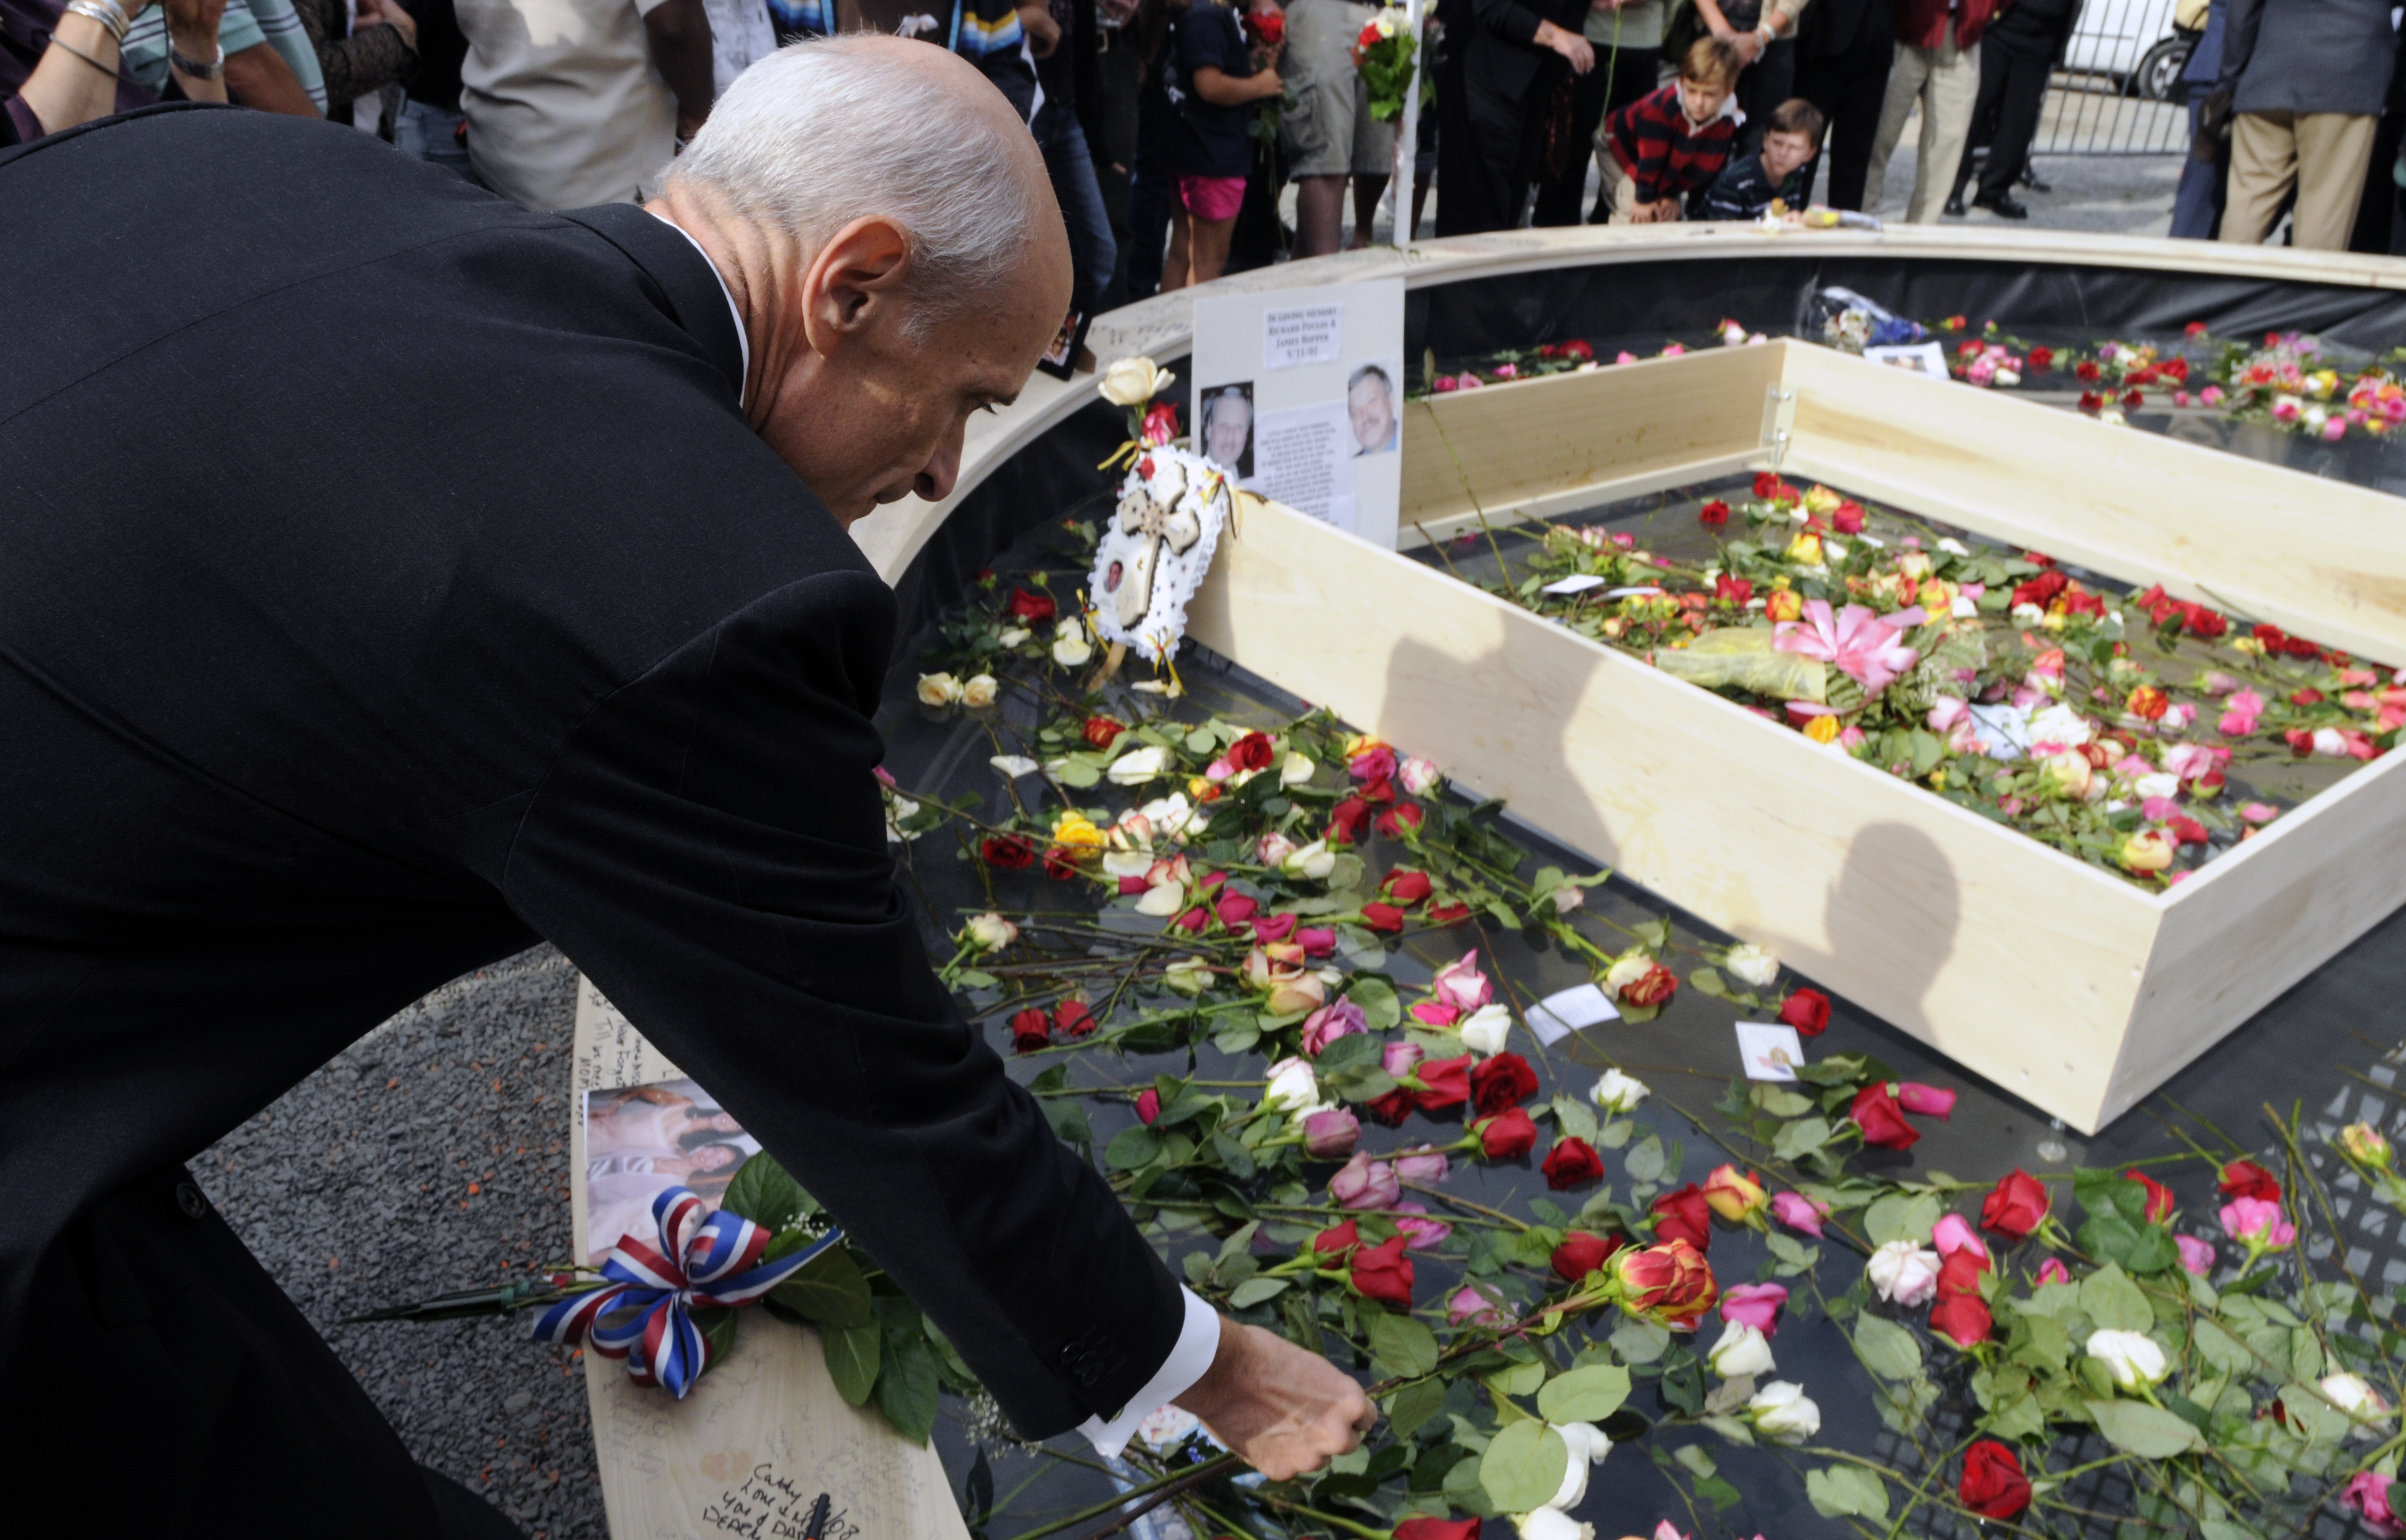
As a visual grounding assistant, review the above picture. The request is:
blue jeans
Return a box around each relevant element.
[393,98,474,181]
[1037,111,1118,320]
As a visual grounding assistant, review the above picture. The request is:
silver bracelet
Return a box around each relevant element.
[64,0,131,44]
[169,37,225,78]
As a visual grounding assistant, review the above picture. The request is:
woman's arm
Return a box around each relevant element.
[1193,60,1282,104]
[14,2,145,135]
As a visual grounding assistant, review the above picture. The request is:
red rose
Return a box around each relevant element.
[1930,1248,1993,1346]
[2186,606,2227,639]
[1055,997,1095,1037]
[1470,1052,1540,1116]
[1215,891,1259,930]
[2123,1168,2176,1223]
[1314,1217,1360,1256]
[1551,1230,1627,1281]
[2028,346,2055,370]
[1979,1169,2049,1239]
[1778,987,1831,1036]
[2220,1159,2282,1203]
[2170,815,2210,845]
[1411,1055,1473,1112]
[2283,634,2320,659]
[2123,389,2145,409]
[2290,687,2325,707]
[2077,390,2104,412]
[1543,1137,1605,1190]
[1384,869,1433,904]
[1376,804,1425,840]
[1227,730,1275,772]
[1959,1440,2032,1520]
[2012,570,2070,609]
[982,835,1036,868]
[1394,1518,1482,1540]
[1364,1089,1413,1126]
[2075,360,2101,383]
[1252,913,1297,945]
[1560,339,1595,361]
[1010,1008,1051,1052]
[1361,902,1406,934]
[1650,1183,1712,1250]
[1477,1106,1539,1159]
[1850,1084,1921,1150]
[1698,499,1731,528]
[1620,963,1678,1008]
[2162,356,2191,383]
[1429,901,1472,925]
[1135,1088,1160,1124]
[1832,500,1866,534]
[1083,716,1126,750]
[2252,623,2287,647]
[1007,587,1057,623]
[1349,1234,1415,1306]
[1325,795,1373,844]
[1716,574,1753,605]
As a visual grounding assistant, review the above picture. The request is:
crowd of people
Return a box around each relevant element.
[5,0,2402,333]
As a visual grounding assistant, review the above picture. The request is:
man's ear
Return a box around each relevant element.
[801,215,913,355]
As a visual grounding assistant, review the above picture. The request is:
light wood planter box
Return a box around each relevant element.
[1187,340,2406,1133]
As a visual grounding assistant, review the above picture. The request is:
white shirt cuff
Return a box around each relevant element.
[1075,1286,1222,1457]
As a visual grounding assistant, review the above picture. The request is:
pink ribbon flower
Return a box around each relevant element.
[1774,601,1923,692]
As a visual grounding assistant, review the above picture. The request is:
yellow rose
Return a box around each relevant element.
[1803,485,1841,515]
[916,672,962,707]
[1803,714,1842,745]
[961,673,999,708]
[1918,579,1957,613]
[1098,355,1175,407]
[2119,829,2175,873]
[1765,589,1803,623]
[1050,811,1107,852]
[1785,531,1824,566]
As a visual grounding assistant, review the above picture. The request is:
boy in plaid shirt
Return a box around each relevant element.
[1597,36,1744,224]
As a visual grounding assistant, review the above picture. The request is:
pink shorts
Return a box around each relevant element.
[1175,174,1248,223]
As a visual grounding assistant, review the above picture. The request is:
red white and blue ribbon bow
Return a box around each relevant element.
[532,1186,843,1398]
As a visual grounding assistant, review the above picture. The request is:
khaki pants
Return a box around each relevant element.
[1592,149,1646,223]
[1865,39,1981,224]
[2220,111,2378,251]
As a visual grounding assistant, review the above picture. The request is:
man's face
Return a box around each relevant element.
[1676,77,1730,127]
[1207,397,1252,465]
[1762,129,1815,184]
[1348,375,1394,453]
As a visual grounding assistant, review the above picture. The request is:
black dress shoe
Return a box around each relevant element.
[2019,166,2053,194]
[1944,192,1968,217]
[1974,191,2031,219]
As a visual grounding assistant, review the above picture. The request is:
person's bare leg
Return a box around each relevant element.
[1163,213,1194,290]
[1295,175,1347,257]
[1189,214,1239,284]
[1351,173,1390,246]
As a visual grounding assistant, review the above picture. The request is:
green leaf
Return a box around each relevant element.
[1864,1191,1941,1246]
[1227,1275,1289,1309]
[1479,1421,1569,1514]
[1388,1377,1449,1442]
[1551,1094,1599,1144]
[1625,1135,1667,1184]
[1371,1312,1443,1380]
[767,1245,875,1329]
[722,1152,809,1231]
[2086,1398,2203,1457]
[1105,1126,1162,1171]
[1854,1315,1925,1382]
[1689,966,1728,999]
[2080,1264,2154,1333]
[875,1328,941,1446]
[1771,1117,1835,1163]
[1484,1359,1547,1398]
[823,1321,882,1406]
[1537,1363,1631,1424]
[1611,1318,1671,1364]
[1751,1086,1816,1119]
[1806,1465,1891,1520]
[1350,976,1402,1030]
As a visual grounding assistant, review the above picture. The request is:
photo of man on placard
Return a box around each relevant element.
[1348,362,1399,456]
[1201,382,1256,476]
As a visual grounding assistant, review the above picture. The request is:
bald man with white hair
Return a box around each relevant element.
[0,39,1366,1537]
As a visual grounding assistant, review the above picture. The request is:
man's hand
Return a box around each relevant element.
[1173,1316,1376,1481]
[357,0,418,48]
[1534,20,1595,74]
[1018,3,1061,58]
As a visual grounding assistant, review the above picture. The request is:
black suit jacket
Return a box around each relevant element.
[1461,0,1590,104]
[0,104,1181,1480]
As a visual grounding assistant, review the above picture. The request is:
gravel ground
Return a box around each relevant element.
[192,945,607,1540]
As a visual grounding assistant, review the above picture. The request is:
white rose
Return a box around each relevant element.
[2029,704,2093,746]
[2320,1373,2392,1435]
[1163,956,1212,996]
[1398,755,1443,796]
[1108,745,1168,784]
[1053,619,1094,667]
[1746,1380,1821,1444]
[1102,850,1155,878]
[1936,537,1971,556]
[2130,772,2179,802]
[1709,1320,1776,1379]
[996,626,1031,648]
[1602,953,1654,999]
[1262,1057,1320,1113]
[1515,1509,1594,1540]
[1098,355,1175,407]
[961,673,999,709]
[1280,838,1337,881]
[1724,943,1780,989]
[916,672,962,706]
[883,792,920,844]
[989,754,1040,779]
[1134,882,1189,917]
[1589,1069,1651,1114]
[2085,1328,2169,1390]
[1257,832,1299,866]
[1539,1421,1611,1511]
[2312,726,2349,757]
[1866,1240,1943,1306]
[964,912,1018,951]
[1995,367,2021,388]
[1459,1003,1512,1056]
[1139,792,1203,841]
[1280,752,1317,787]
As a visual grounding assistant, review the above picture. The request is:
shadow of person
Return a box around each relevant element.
[1816,820,1963,1043]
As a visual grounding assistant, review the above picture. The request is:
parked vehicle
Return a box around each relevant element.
[2060,0,2194,98]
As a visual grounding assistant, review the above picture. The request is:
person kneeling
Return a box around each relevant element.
[1596,36,1744,225]
[1700,96,1826,219]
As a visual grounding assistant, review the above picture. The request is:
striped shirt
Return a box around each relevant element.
[765,0,1036,118]
[1604,82,1739,207]
[123,0,328,110]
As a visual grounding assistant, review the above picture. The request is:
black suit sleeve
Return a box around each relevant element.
[2215,0,2263,94]
[499,569,1186,1437]
[1473,0,1552,46]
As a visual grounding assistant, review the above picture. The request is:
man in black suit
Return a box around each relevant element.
[1792,0,1895,209]
[1435,0,1598,233]
[0,35,1368,1535]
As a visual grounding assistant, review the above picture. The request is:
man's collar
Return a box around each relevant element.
[555,203,749,408]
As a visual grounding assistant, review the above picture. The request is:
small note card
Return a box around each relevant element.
[1527,983,1619,1045]
[1735,1021,1807,1082]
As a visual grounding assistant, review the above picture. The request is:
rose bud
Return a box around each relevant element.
[1543,1137,1605,1190]
[1550,1230,1626,1281]
[1707,1319,1775,1378]
[2122,1168,2176,1223]
[1650,1184,1713,1251]
[1394,1152,1451,1183]
[1348,1234,1415,1307]
[1895,1083,1956,1118]
[1384,868,1434,905]
[1135,1088,1160,1125]
[1770,1191,1829,1237]
[1324,794,1373,844]
[1429,901,1472,925]
[1433,951,1493,1012]
[1009,1007,1051,1053]
[1444,1287,1508,1329]
[2318,1372,2392,1435]
[1849,1084,1921,1150]
[964,911,1019,952]
[2085,1327,2169,1389]
[982,835,1037,868]
[1262,1056,1322,1114]
[1329,1151,1400,1210]
[2344,1473,2401,1534]
[1297,925,1338,957]
[1980,1169,2049,1239]
[1376,805,1425,840]
[1301,1107,1358,1159]
[2219,1158,2282,1203]
[1609,1238,1718,1327]
[2120,828,2176,873]
[1410,1055,1474,1112]
[2176,1234,2216,1275]
[1361,901,1406,934]
[1476,1106,1540,1159]
[1397,756,1443,796]
[1957,1440,2033,1520]
[1777,987,1831,1035]
[2340,1121,2395,1169]
[2035,1257,2071,1286]
[1866,1239,1942,1306]
[1054,997,1095,1037]
[1458,1002,1512,1056]
[1589,1068,1650,1114]
[1702,1164,1769,1224]
[1312,1217,1359,1258]
[1929,1250,1993,1347]
[1470,1052,1540,1116]
[1719,1281,1788,1335]
[1745,1380,1821,1444]
[1698,498,1732,528]
[2219,1196,2295,1253]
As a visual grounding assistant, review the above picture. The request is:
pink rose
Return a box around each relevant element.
[1392,1200,1454,1250]
[1896,1083,1957,1118]
[1330,1152,1400,1210]
[1301,999,1369,1056]
[1432,950,1493,1012]
[2175,1234,2216,1276]
[1409,1000,1461,1027]
[1349,746,1398,783]
[2035,1258,2071,1286]
[1933,1213,1989,1261]
[2162,742,2221,782]
[1447,1283,1508,1326]
[2219,1196,2295,1251]
[1720,1281,1789,1335]
[2344,1471,2401,1538]
[1927,696,1971,732]
[1394,1151,1451,1183]
[2241,802,2279,824]
[1770,1191,1829,1237]
[1383,1041,1425,1078]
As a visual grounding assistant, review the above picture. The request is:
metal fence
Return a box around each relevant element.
[2032,0,2195,155]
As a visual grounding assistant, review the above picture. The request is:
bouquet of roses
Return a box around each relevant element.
[1353,4,1429,123]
